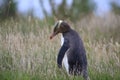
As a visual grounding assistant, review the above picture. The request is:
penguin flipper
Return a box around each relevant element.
[57,39,69,68]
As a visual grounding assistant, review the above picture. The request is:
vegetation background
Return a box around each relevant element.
[0,0,120,80]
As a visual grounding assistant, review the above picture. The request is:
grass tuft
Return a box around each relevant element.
[0,13,120,80]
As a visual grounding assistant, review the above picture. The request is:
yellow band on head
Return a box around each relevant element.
[58,20,63,28]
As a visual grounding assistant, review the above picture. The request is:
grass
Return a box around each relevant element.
[0,13,120,80]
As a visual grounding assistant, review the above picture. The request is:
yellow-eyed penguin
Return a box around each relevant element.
[50,20,89,80]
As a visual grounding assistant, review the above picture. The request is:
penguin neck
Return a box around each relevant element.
[61,29,71,46]
[61,34,64,46]
[62,28,73,37]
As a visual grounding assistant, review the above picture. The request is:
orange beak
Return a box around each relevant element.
[50,32,56,39]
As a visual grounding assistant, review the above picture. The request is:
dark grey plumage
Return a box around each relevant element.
[50,20,89,80]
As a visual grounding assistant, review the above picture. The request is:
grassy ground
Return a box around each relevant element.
[0,14,120,80]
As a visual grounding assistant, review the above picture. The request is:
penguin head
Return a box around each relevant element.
[50,20,70,39]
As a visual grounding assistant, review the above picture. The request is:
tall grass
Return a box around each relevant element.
[0,13,120,80]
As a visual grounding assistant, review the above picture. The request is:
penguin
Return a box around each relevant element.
[50,20,89,80]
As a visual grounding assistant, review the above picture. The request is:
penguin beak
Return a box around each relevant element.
[50,32,56,39]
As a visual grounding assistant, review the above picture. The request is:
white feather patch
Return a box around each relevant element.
[63,53,69,73]
[61,34,64,46]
